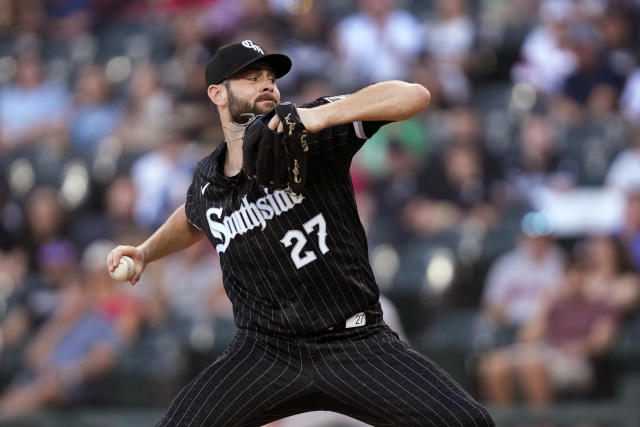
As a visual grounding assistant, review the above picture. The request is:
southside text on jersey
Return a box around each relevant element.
[206,188,304,253]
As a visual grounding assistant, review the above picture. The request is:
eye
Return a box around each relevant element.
[248,77,258,81]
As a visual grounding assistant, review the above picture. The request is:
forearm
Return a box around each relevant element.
[585,320,617,355]
[305,81,430,131]
[139,204,204,264]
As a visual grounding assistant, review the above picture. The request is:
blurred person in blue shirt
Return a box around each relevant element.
[0,268,121,415]
[68,65,123,154]
[0,52,69,152]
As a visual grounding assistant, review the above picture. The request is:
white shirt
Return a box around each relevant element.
[483,245,565,326]
[511,26,577,94]
[606,148,640,192]
[336,9,421,83]
[620,69,640,124]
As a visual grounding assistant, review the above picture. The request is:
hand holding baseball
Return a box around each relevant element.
[110,255,136,282]
[107,245,144,285]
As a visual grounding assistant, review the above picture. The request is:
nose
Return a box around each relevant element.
[261,76,275,92]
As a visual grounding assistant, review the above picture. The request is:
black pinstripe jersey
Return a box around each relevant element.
[185,96,388,335]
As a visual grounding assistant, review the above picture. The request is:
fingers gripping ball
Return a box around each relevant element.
[110,256,136,282]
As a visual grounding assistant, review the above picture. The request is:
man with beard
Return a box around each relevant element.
[107,40,494,427]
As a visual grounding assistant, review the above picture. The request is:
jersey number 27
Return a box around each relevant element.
[280,213,329,269]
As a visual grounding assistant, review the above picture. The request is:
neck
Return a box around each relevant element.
[221,118,245,177]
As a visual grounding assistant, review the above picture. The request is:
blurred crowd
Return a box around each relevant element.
[1,0,640,420]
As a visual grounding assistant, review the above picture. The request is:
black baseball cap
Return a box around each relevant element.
[205,40,292,87]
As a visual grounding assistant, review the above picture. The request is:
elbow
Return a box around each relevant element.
[411,83,431,111]
[399,83,430,119]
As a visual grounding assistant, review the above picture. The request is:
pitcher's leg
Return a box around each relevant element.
[315,329,494,427]
[156,333,308,427]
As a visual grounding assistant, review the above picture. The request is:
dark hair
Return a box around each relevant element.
[573,235,635,274]
[609,235,635,274]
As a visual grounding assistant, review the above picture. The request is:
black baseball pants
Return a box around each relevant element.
[156,323,494,427]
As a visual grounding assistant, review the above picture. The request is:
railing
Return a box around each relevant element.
[488,376,640,427]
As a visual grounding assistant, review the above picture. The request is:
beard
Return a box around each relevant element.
[227,86,277,124]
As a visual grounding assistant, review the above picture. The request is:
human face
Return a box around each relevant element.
[225,65,280,123]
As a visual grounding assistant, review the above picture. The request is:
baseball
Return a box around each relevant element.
[110,256,136,282]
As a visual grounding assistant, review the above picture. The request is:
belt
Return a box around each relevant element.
[328,312,366,331]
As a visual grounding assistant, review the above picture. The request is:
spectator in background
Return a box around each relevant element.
[163,7,210,103]
[0,52,69,152]
[475,223,566,349]
[155,238,230,326]
[43,0,92,41]
[409,53,446,110]
[606,126,640,192]
[553,22,625,125]
[478,256,620,406]
[20,186,69,270]
[69,173,143,249]
[511,0,576,95]
[0,182,23,251]
[404,107,504,234]
[422,0,474,69]
[618,188,640,272]
[144,239,232,377]
[354,111,429,179]
[68,65,123,154]
[277,1,335,93]
[0,240,76,357]
[117,62,173,152]
[0,276,121,416]
[597,4,637,78]
[0,0,46,36]
[130,129,199,230]
[580,235,640,315]
[236,0,281,39]
[421,0,475,104]
[101,174,142,242]
[620,63,640,124]
[0,247,30,353]
[198,0,245,46]
[334,0,421,87]
[368,140,422,244]
[81,239,144,344]
[504,112,575,203]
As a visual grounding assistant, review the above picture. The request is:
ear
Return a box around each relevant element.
[207,84,226,107]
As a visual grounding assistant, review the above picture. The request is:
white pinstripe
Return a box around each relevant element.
[333,339,442,426]
[176,335,258,425]
[387,343,493,426]
[225,341,304,424]
[308,342,402,424]
[364,338,469,426]
[160,333,248,425]
[202,339,277,424]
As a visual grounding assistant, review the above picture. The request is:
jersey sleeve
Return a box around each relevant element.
[185,175,204,232]
[302,96,390,170]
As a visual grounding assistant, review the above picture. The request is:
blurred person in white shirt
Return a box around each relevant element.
[475,217,565,349]
[334,0,421,87]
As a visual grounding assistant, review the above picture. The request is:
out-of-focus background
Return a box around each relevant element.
[1,0,640,426]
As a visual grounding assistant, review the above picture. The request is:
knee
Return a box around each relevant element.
[472,405,496,427]
[409,394,495,427]
[423,403,495,427]
[478,351,510,380]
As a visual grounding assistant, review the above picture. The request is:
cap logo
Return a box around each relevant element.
[241,40,264,54]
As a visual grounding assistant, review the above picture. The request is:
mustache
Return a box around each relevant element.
[255,94,277,103]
